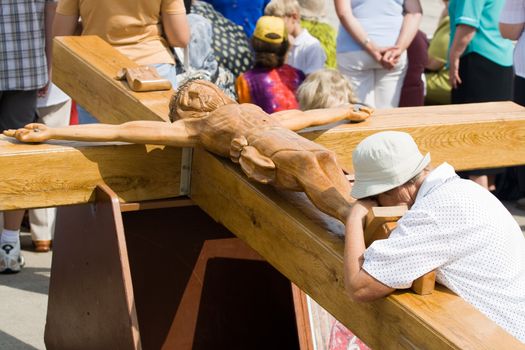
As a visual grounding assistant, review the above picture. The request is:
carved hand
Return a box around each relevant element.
[348,105,374,122]
[230,136,248,163]
[3,123,52,143]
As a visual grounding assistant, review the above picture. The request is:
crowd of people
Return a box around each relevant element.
[1,0,524,346]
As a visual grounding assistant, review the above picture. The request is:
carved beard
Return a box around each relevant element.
[169,80,235,122]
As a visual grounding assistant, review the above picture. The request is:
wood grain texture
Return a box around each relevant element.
[53,36,172,124]
[364,206,407,247]
[0,137,182,210]
[190,148,524,350]
[301,101,525,172]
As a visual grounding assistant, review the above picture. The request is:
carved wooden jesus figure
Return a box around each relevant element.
[4,80,372,222]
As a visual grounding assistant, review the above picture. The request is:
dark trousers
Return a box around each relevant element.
[452,53,514,180]
[0,90,38,131]
[514,75,525,106]
[451,52,514,104]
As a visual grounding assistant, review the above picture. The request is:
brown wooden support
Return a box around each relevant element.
[45,184,141,349]
[46,184,301,349]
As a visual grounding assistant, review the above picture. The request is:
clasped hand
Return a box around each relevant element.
[369,45,402,70]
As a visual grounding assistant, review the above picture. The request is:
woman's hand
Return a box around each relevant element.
[3,123,52,143]
[380,47,402,69]
[348,199,378,224]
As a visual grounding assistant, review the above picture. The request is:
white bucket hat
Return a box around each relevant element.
[351,131,431,199]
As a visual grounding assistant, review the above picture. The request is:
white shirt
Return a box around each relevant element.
[500,0,525,77]
[287,28,326,75]
[363,163,525,343]
[37,84,70,108]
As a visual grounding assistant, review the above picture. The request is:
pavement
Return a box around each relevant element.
[0,1,523,349]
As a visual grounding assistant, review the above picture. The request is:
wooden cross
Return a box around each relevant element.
[1,36,524,349]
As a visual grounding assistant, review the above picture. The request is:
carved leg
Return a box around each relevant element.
[273,151,352,222]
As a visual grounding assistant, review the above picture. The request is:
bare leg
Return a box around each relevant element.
[4,210,25,231]
[314,151,354,204]
[274,151,352,222]
[470,175,489,190]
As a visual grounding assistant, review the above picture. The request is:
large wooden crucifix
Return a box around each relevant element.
[1,36,524,349]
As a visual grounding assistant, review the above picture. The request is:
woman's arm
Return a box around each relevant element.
[425,56,445,71]
[39,1,57,97]
[162,12,190,48]
[382,0,423,68]
[4,120,197,147]
[499,22,524,40]
[334,0,383,61]
[344,200,395,302]
[273,105,373,131]
[448,24,476,88]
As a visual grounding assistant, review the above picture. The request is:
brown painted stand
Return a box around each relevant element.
[45,185,300,349]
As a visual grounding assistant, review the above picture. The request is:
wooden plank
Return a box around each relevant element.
[0,137,182,210]
[364,205,407,247]
[190,148,525,350]
[52,37,525,173]
[53,36,171,124]
[301,101,525,172]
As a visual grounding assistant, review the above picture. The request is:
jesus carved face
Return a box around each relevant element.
[170,80,235,121]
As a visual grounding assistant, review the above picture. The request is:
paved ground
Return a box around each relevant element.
[0,2,523,349]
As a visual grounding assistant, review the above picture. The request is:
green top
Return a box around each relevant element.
[425,16,451,105]
[301,19,337,68]
[428,16,450,64]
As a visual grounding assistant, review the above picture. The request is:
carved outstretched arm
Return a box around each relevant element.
[3,120,198,147]
[273,105,373,131]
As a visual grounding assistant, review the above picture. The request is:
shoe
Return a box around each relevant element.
[0,241,24,273]
[32,239,52,253]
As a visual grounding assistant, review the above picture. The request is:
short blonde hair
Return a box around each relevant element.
[264,0,301,17]
[297,69,358,110]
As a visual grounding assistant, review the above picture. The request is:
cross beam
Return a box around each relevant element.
[1,36,522,348]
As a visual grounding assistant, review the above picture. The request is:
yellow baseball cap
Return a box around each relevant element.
[253,16,286,44]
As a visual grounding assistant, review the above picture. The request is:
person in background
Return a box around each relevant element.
[191,1,254,78]
[202,0,270,37]
[398,30,428,107]
[500,0,525,106]
[334,0,422,109]
[424,0,451,105]
[236,16,305,113]
[184,12,237,99]
[448,0,514,191]
[297,0,337,69]
[265,0,326,75]
[499,0,525,209]
[53,0,190,123]
[30,83,72,253]
[297,68,358,110]
[0,0,56,273]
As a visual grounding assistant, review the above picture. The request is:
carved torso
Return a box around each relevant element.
[184,103,327,158]
[185,103,279,157]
